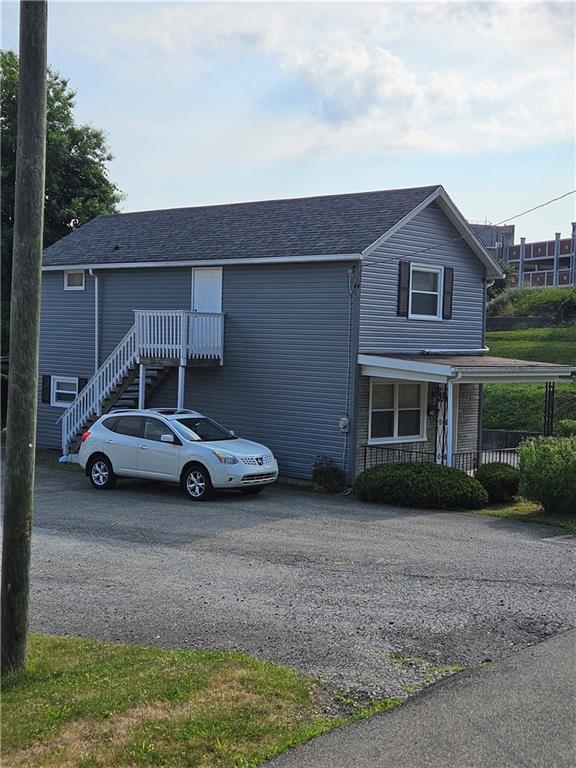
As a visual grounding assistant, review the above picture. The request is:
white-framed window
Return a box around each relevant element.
[51,376,79,407]
[368,379,427,444]
[64,270,85,290]
[409,264,443,320]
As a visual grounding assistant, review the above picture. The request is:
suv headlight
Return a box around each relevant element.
[210,449,238,465]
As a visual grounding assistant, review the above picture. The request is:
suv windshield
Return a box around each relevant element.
[172,417,236,442]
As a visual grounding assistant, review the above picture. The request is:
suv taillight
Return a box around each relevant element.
[81,431,91,442]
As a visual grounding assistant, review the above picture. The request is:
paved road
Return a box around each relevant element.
[268,629,576,768]
[24,458,576,697]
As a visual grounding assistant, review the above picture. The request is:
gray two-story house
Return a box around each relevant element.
[38,185,574,479]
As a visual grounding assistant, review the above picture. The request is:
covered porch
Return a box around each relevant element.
[357,353,576,473]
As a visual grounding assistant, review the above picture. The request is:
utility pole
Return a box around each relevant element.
[1,0,48,673]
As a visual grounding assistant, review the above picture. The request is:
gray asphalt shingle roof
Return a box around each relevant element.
[42,185,441,267]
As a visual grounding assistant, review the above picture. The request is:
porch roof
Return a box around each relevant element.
[358,353,576,384]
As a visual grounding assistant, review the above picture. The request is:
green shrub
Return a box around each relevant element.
[475,462,520,503]
[488,292,515,318]
[311,455,348,494]
[353,462,488,510]
[488,287,576,322]
[557,419,576,437]
[518,437,576,515]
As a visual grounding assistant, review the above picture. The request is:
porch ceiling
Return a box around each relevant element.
[358,353,576,384]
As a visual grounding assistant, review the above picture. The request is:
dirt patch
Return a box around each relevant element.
[5,676,288,768]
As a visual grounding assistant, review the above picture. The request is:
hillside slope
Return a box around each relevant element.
[483,327,576,431]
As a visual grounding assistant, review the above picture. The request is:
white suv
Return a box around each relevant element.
[77,408,278,501]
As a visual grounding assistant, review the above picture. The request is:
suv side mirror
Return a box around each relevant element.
[161,433,175,443]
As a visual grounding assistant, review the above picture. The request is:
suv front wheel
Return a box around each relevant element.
[182,465,214,501]
[88,455,117,490]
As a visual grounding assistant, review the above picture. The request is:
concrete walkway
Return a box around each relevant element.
[268,629,576,768]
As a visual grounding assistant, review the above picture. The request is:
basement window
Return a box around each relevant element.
[64,270,85,290]
[51,376,79,407]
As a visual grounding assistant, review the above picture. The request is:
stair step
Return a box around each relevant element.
[64,355,173,453]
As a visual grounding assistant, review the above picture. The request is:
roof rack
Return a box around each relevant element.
[146,408,195,415]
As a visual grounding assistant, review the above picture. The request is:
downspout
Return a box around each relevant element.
[89,269,99,372]
[343,264,361,479]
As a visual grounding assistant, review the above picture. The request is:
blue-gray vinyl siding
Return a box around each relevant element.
[359,201,486,352]
[37,271,96,447]
[147,262,358,479]
[37,262,358,479]
[99,267,191,357]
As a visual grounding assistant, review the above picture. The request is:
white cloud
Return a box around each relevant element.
[102,1,575,156]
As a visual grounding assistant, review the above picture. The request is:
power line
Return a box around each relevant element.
[367,188,576,262]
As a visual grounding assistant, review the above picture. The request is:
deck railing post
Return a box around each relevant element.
[219,314,224,365]
[180,310,188,365]
[134,311,142,361]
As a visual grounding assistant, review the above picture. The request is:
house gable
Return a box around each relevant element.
[358,199,488,354]
[362,186,502,279]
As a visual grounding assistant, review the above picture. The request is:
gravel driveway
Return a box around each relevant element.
[25,458,576,698]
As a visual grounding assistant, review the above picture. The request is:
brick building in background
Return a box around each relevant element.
[470,222,576,288]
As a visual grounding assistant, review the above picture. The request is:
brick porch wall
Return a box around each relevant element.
[355,376,480,474]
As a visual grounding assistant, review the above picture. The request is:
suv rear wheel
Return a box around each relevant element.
[88,455,117,490]
[182,465,213,501]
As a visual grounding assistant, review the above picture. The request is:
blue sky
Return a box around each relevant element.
[2,1,575,241]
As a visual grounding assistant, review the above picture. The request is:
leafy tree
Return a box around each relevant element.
[487,256,517,301]
[1,50,122,349]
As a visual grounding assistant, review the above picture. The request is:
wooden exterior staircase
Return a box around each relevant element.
[59,310,224,456]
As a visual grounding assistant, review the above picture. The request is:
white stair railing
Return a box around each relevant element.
[60,310,225,454]
[187,312,224,362]
[135,310,224,363]
[134,309,186,361]
[60,326,137,454]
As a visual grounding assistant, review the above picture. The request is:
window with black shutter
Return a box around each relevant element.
[442,267,454,319]
[397,261,410,317]
[41,375,51,404]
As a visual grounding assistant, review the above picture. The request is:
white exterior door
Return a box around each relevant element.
[192,268,222,313]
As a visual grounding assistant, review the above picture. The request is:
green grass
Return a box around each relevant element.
[35,451,83,473]
[486,327,576,366]
[2,635,398,768]
[475,499,576,535]
[483,327,576,431]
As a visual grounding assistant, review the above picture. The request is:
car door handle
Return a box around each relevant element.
[139,445,148,450]
[105,439,115,444]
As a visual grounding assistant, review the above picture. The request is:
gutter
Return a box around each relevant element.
[42,253,363,272]
[421,347,490,355]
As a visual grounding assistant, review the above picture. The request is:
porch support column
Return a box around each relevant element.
[177,365,186,410]
[446,380,455,467]
[138,363,146,409]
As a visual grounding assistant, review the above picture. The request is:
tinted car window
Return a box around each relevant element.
[102,416,119,432]
[173,417,235,442]
[115,416,144,438]
[144,417,175,443]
